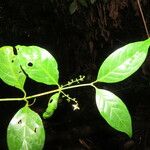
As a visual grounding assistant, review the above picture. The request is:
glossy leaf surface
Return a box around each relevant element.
[96,89,132,137]
[97,38,150,83]
[7,106,45,150]
[0,46,26,91]
[16,45,59,85]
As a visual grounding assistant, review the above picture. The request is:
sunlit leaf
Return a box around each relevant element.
[7,106,45,150]
[97,38,150,83]
[96,89,132,137]
[16,45,59,85]
[69,0,78,14]
[0,46,26,91]
[43,92,60,119]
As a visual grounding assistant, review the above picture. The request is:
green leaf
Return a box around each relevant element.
[16,45,59,85]
[79,0,88,7]
[96,89,132,137]
[90,0,97,4]
[0,46,26,91]
[97,38,150,83]
[43,92,60,119]
[7,106,45,150]
[69,0,78,14]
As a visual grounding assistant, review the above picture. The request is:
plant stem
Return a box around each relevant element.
[0,97,24,101]
[0,82,95,102]
[62,82,93,91]
[26,88,60,100]
[137,0,150,38]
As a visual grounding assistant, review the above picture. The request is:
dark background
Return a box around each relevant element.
[0,0,150,149]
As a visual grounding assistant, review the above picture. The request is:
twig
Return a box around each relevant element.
[137,0,150,38]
